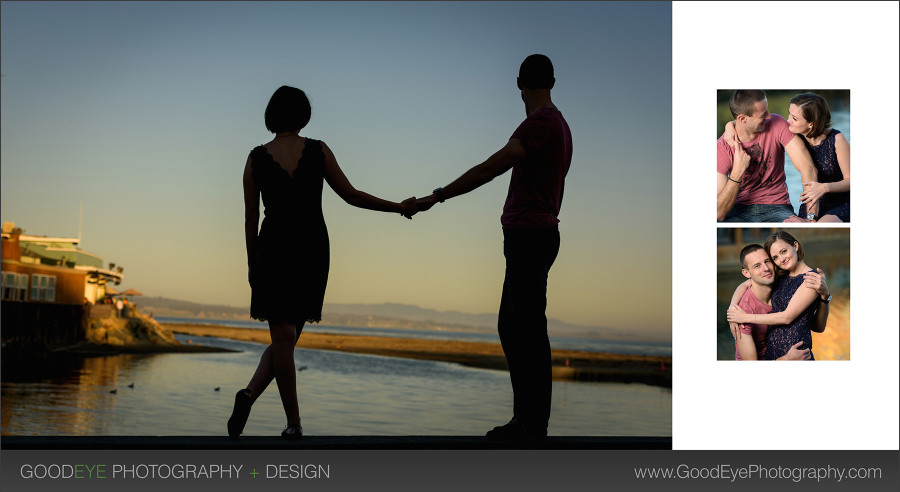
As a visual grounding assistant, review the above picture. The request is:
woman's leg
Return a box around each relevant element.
[245,346,274,402]
[245,323,304,402]
[268,320,303,426]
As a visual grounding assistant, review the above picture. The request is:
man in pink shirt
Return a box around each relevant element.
[415,54,571,440]
[730,244,830,360]
[716,90,819,222]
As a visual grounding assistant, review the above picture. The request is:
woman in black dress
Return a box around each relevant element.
[228,86,417,439]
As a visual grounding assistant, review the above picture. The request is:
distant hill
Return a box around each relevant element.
[136,297,657,341]
[138,297,248,321]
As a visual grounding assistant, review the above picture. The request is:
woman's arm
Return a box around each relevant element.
[243,156,260,270]
[800,133,851,209]
[827,132,851,193]
[727,282,819,325]
[730,279,751,305]
[723,120,738,148]
[785,136,819,217]
[321,142,417,217]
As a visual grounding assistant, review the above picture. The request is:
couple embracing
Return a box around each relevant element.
[228,54,572,441]
[727,230,833,361]
[716,90,850,223]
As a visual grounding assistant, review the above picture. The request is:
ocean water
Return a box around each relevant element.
[157,316,672,357]
[0,334,671,437]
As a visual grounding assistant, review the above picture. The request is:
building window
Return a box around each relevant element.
[1,271,29,301]
[30,274,56,302]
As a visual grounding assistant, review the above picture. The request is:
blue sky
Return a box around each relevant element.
[1,1,672,337]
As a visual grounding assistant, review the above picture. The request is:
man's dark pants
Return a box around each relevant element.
[498,226,560,435]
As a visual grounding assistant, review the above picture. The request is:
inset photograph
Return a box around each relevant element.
[717,228,849,361]
[716,90,850,223]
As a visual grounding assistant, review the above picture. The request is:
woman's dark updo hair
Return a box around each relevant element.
[789,92,831,139]
[265,86,311,133]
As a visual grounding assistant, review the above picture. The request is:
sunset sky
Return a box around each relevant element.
[2,0,898,451]
[1,2,672,337]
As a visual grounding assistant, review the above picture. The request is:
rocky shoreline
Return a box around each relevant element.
[0,313,234,357]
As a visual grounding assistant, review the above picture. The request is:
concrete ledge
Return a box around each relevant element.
[2,435,671,450]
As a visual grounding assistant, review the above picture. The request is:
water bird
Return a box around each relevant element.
[214,387,220,391]
[109,389,117,394]
[298,366,308,372]
[128,383,135,389]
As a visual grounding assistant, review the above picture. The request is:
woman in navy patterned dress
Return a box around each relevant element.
[727,231,830,360]
[787,93,850,223]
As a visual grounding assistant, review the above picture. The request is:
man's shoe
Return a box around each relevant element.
[486,417,547,441]
[486,418,527,440]
[227,389,252,437]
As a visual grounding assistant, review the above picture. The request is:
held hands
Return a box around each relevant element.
[398,193,439,220]
[400,196,418,219]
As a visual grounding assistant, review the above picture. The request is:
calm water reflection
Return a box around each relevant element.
[2,335,671,437]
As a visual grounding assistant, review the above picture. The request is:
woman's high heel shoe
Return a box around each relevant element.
[281,422,303,440]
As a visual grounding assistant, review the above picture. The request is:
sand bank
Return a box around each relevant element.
[165,323,672,387]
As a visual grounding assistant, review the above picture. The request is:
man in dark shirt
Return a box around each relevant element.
[416,54,572,440]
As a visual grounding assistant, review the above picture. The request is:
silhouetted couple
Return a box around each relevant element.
[228,54,572,442]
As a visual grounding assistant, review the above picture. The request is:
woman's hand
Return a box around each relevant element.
[800,181,829,207]
[726,303,751,324]
[723,121,739,149]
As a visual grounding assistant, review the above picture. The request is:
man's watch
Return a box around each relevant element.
[433,187,445,203]
[807,213,817,221]
[822,294,832,304]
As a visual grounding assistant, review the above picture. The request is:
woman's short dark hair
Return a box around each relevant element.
[764,230,805,266]
[790,92,832,139]
[265,86,311,133]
